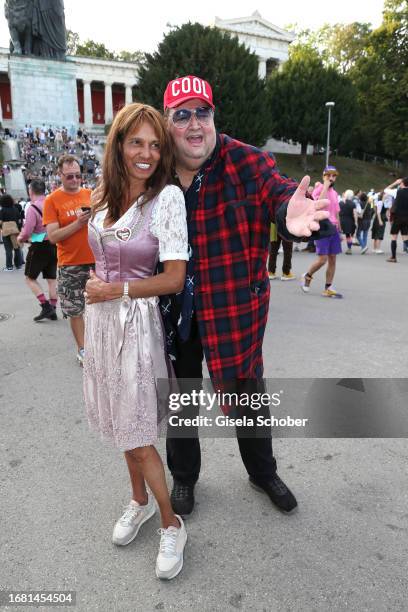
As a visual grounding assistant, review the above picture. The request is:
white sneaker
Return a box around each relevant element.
[76,348,85,367]
[112,495,156,546]
[375,249,384,254]
[300,272,310,293]
[155,514,187,580]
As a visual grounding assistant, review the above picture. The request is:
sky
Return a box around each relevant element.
[0,0,386,53]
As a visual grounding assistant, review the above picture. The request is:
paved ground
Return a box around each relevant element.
[1,235,407,612]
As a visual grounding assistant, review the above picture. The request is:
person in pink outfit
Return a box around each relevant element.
[17,179,58,321]
[301,166,343,298]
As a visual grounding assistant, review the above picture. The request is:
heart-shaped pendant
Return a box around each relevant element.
[115,227,131,242]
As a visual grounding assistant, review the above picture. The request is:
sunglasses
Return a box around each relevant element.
[170,107,214,129]
[61,172,82,180]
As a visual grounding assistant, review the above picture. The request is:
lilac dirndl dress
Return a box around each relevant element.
[83,185,188,451]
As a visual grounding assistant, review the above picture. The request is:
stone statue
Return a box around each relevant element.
[32,0,67,60]
[5,0,66,60]
[4,0,34,56]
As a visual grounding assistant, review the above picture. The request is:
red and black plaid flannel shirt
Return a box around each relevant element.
[191,133,298,383]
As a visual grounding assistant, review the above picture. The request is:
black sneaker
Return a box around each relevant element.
[170,481,195,516]
[49,306,58,321]
[249,474,298,513]
[33,302,56,322]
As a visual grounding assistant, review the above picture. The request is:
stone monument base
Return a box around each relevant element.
[8,55,78,129]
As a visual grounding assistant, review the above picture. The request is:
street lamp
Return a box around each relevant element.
[325,101,335,167]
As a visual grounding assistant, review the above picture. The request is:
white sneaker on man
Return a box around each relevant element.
[155,514,187,580]
[112,495,156,546]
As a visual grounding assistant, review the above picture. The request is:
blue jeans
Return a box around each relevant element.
[357,228,369,249]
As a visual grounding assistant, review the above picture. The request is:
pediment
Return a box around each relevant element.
[215,12,295,42]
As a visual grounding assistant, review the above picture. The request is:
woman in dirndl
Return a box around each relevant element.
[83,103,188,580]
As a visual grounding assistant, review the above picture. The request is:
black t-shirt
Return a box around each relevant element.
[339,199,355,219]
[0,205,22,226]
[394,187,408,219]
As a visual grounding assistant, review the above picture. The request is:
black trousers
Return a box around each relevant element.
[268,237,293,275]
[166,316,277,486]
[3,236,23,269]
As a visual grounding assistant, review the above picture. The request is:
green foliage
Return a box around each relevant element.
[288,22,371,74]
[75,40,117,60]
[351,0,408,162]
[266,45,358,167]
[136,22,269,146]
[66,29,79,55]
[116,50,145,64]
[288,6,408,164]
[66,29,144,64]
[274,153,399,193]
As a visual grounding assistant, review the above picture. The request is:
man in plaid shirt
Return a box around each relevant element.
[162,76,332,516]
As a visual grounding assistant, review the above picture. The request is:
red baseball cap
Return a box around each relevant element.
[163,75,214,110]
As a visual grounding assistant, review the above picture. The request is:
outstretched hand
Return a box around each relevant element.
[286,176,330,237]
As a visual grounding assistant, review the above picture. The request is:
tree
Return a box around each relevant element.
[266,46,358,170]
[75,39,117,60]
[287,7,408,165]
[287,22,372,74]
[347,0,408,165]
[66,30,143,64]
[136,22,269,146]
[66,29,79,55]
[116,50,145,64]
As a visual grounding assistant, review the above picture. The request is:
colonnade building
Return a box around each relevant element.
[0,11,294,131]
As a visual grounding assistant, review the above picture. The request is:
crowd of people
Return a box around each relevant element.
[268,170,408,298]
[1,75,408,582]
[1,123,101,195]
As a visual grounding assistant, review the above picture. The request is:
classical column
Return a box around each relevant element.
[83,80,93,127]
[258,59,267,79]
[104,81,114,124]
[125,84,133,105]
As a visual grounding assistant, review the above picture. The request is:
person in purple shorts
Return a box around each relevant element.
[301,166,343,298]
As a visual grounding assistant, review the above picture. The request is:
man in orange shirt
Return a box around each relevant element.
[43,155,94,365]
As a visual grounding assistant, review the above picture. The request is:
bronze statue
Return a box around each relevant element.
[5,0,66,60]
[4,0,34,56]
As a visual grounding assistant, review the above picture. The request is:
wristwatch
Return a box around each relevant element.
[122,281,130,304]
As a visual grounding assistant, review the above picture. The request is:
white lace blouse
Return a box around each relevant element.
[93,184,189,262]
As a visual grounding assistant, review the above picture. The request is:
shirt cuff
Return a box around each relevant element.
[159,252,189,262]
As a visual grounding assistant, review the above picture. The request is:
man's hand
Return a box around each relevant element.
[47,209,91,244]
[76,210,92,227]
[323,176,332,190]
[17,234,24,247]
[286,175,330,237]
[85,270,118,304]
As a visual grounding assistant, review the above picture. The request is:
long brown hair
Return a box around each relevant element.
[92,103,174,221]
